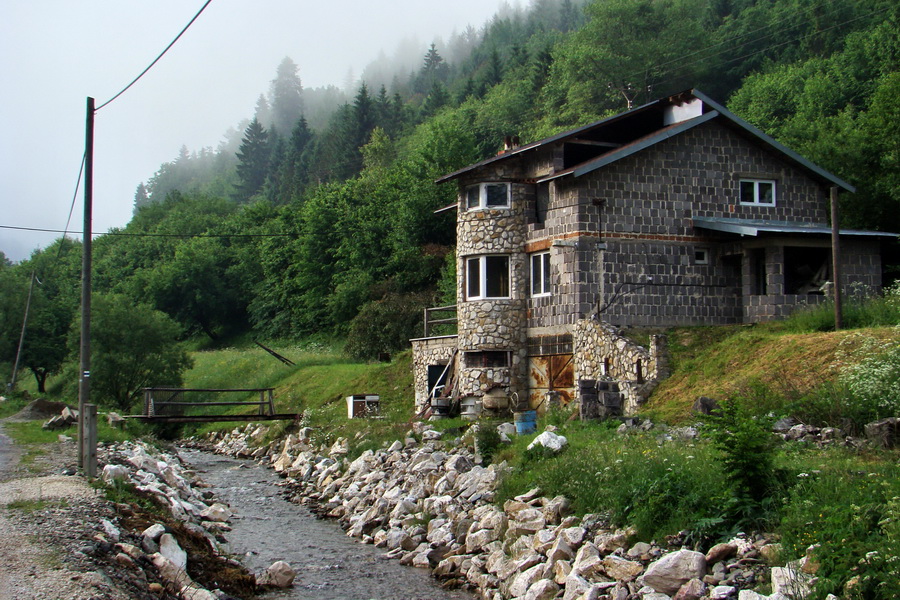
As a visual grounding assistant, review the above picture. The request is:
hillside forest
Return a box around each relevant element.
[2,0,898,408]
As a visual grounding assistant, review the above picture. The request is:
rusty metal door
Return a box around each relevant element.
[528,354,575,409]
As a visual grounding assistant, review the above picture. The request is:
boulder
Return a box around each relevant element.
[257,560,296,588]
[200,502,233,523]
[524,578,560,600]
[101,464,130,484]
[158,534,187,570]
[643,549,707,595]
[865,417,900,449]
[600,555,643,581]
[673,578,707,600]
[705,542,738,564]
[527,431,568,453]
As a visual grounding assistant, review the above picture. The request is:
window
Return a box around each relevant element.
[465,182,510,210]
[466,255,510,299]
[465,351,510,368]
[740,179,776,205]
[530,252,552,296]
[694,248,709,265]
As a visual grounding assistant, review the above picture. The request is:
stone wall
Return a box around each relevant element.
[573,319,669,414]
[455,179,531,400]
[410,336,458,412]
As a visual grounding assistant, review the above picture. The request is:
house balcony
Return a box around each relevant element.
[422,304,457,338]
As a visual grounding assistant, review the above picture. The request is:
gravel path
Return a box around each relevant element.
[0,419,134,600]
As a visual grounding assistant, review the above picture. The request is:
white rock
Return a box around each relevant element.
[771,565,812,597]
[527,431,568,453]
[643,549,706,595]
[200,502,233,522]
[524,578,560,600]
[711,585,737,599]
[101,464,129,483]
[159,533,187,570]
[510,563,547,597]
[738,591,770,600]
[563,572,592,600]
[257,560,296,588]
[100,519,120,543]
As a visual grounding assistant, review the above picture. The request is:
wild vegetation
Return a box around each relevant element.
[3,0,898,409]
[2,4,900,593]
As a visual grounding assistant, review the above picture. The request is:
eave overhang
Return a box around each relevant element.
[692,216,898,239]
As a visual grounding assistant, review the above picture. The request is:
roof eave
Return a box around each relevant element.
[691,89,856,193]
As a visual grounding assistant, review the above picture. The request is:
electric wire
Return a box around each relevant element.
[613,3,889,98]
[0,225,294,238]
[629,0,860,84]
[648,5,890,92]
[54,152,87,260]
[95,0,214,111]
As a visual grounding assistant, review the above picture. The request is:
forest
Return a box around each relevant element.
[1,0,898,409]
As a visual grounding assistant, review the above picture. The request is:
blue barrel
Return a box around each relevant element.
[514,410,537,435]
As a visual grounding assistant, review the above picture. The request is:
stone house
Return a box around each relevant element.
[411,89,895,416]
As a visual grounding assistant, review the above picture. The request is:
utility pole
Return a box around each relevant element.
[830,186,843,330]
[9,271,38,390]
[78,97,94,469]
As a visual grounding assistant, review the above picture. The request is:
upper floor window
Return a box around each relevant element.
[466,182,510,210]
[740,179,776,205]
[530,251,551,297]
[466,255,510,300]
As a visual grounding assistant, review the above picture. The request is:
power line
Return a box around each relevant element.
[54,153,87,260]
[0,224,294,238]
[650,5,890,92]
[95,0,214,111]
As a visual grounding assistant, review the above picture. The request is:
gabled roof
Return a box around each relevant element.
[437,89,855,193]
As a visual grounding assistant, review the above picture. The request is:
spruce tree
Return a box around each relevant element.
[234,118,271,203]
[270,57,304,136]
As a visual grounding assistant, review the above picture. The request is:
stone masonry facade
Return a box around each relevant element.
[412,93,891,416]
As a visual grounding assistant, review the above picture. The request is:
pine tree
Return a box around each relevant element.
[254,93,271,128]
[234,118,271,202]
[270,57,304,136]
[133,183,150,213]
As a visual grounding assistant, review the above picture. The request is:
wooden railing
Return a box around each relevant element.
[143,387,275,419]
[423,304,458,337]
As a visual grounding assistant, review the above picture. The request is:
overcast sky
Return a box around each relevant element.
[0,0,508,263]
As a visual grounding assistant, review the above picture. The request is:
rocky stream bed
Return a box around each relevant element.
[3,403,840,600]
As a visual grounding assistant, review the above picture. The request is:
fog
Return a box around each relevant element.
[0,0,511,263]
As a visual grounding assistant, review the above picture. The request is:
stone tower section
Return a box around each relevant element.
[455,177,529,403]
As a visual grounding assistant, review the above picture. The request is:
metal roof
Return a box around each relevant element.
[437,89,856,193]
[692,216,897,238]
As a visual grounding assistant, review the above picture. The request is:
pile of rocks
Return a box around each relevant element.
[98,441,294,598]
[203,423,809,600]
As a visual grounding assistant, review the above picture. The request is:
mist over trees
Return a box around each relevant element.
[3,0,898,397]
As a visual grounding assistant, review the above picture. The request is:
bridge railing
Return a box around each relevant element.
[143,387,276,418]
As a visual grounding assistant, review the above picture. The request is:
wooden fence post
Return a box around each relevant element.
[82,404,97,478]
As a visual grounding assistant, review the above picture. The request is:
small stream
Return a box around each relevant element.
[180,449,474,600]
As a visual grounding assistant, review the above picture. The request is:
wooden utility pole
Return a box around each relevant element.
[830,186,843,330]
[9,271,37,390]
[78,97,94,469]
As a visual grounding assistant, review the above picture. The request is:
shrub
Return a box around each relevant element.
[496,425,731,543]
[344,291,430,360]
[702,399,778,525]
[779,464,900,599]
[836,328,900,417]
[783,281,900,332]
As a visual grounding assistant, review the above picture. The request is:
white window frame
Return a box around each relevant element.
[530,251,552,297]
[694,248,709,265]
[739,179,776,206]
[465,182,510,210]
[465,254,510,300]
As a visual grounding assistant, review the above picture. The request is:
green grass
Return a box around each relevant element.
[5,498,69,511]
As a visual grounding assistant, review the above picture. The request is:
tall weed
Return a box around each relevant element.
[779,464,900,599]
[497,425,730,543]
